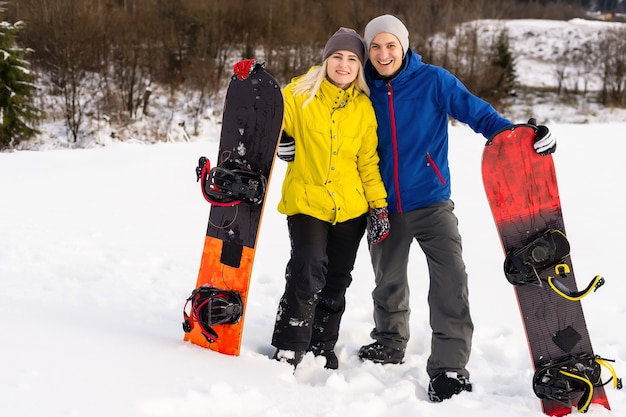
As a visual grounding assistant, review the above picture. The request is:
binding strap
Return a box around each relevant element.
[548,272,605,301]
[182,286,243,343]
[195,157,267,206]
[533,353,622,413]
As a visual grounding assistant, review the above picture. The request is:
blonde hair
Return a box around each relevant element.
[291,59,370,108]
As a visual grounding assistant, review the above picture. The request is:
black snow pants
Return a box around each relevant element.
[272,213,367,352]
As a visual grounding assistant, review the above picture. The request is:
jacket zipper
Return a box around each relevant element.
[388,82,403,213]
[426,152,446,185]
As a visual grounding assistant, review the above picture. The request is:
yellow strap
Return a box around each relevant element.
[548,274,603,301]
[555,263,570,275]
[559,370,593,413]
[596,358,621,389]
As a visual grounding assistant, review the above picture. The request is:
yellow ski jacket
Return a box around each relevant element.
[278,72,387,224]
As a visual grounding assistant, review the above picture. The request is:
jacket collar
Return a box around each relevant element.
[365,48,423,88]
[318,78,357,110]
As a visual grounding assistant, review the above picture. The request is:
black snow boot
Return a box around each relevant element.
[309,344,339,369]
[273,349,305,368]
[427,372,472,402]
[358,342,405,364]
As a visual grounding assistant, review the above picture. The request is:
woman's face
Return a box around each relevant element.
[326,50,361,89]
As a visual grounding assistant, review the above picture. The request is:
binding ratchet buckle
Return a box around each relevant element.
[196,157,267,206]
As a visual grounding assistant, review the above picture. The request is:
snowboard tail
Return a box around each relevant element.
[183,61,283,356]
[184,238,257,354]
[481,125,615,415]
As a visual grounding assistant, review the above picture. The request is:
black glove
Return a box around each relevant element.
[367,207,390,246]
[528,118,556,156]
[277,132,295,162]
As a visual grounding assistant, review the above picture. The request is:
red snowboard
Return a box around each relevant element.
[481,124,611,415]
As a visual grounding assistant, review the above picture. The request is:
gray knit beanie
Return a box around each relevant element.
[322,27,366,64]
[363,15,410,57]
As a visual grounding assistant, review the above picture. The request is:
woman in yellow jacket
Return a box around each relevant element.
[272,27,389,370]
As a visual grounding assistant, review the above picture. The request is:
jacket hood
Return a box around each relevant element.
[365,48,424,88]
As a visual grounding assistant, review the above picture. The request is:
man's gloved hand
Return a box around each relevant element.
[277,132,295,162]
[367,207,390,246]
[528,118,556,156]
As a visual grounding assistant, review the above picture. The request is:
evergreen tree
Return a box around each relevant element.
[0,13,40,150]
[491,29,518,98]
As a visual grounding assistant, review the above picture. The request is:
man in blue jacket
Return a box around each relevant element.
[358,15,556,402]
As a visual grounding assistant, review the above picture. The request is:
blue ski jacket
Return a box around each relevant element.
[365,49,512,213]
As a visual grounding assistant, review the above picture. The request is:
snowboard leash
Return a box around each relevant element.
[533,353,622,413]
[196,156,267,206]
[182,285,243,343]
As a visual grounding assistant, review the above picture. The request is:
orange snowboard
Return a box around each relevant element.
[183,61,283,355]
[184,238,257,355]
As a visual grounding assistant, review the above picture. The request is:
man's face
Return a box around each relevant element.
[368,32,404,78]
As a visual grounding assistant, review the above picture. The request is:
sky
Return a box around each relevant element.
[1,18,625,417]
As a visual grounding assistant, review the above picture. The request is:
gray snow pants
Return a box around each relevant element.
[368,200,473,378]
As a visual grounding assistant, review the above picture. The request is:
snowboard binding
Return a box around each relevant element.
[533,354,622,413]
[504,228,606,300]
[504,229,570,286]
[196,157,267,206]
[182,285,243,343]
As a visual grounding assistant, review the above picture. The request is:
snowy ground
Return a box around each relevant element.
[1,18,626,417]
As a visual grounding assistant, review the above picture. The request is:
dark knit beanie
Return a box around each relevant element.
[322,27,366,64]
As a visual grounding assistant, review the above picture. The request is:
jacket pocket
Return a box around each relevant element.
[425,152,446,185]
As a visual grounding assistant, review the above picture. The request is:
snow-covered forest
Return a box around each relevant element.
[2,1,626,150]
